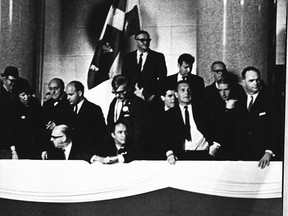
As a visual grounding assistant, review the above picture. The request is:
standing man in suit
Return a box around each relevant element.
[66,81,106,155]
[122,30,167,101]
[0,66,19,155]
[0,66,19,104]
[162,53,204,100]
[163,80,221,164]
[46,124,79,160]
[233,67,277,168]
[41,78,74,159]
[107,75,147,159]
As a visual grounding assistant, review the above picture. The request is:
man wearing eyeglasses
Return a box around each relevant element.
[0,66,19,156]
[107,75,147,159]
[122,30,167,101]
[45,124,79,160]
[0,66,19,104]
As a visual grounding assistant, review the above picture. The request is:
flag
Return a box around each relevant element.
[87,0,141,89]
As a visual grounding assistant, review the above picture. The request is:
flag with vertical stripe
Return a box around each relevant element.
[87,0,141,89]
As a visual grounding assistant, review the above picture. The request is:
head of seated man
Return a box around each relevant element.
[50,124,72,151]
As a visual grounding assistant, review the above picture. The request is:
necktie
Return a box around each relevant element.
[248,95,254,111]
[138,53,143,71]
[74,105,78,114]
[184,106,191,141]
[114,100,123,122]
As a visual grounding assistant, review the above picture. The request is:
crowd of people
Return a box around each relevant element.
[0,30,283,168]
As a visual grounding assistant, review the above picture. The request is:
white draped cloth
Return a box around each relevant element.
[0,160,282,203]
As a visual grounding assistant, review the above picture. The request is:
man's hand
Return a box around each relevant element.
[134,83,145,100]
[46,121,56,130]
[209,142,220,157]
[167,154,177,165]
[258,152,272,169]
[41,151,48,160]
[103,156,118,164]
[226,99,237,109]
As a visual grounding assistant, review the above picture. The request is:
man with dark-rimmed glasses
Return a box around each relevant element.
[122,30,167,101]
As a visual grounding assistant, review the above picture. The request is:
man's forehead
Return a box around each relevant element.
[136,33,149,39]
[212,63,225,71]
[245,70,259,79]
[7,75,17,80]
[218,83,229,89]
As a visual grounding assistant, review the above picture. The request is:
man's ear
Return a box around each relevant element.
[111,132,115,139]
[160,95,165,102]
[175,92,179,99]
[78,91,83,97]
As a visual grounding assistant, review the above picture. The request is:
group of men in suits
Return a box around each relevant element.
[0,30,281,168]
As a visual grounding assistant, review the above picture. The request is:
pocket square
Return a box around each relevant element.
[259,112,266,116]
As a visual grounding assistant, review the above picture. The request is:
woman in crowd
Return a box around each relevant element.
[12,78,42,159]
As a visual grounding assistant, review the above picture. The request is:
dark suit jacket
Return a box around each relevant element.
[0,83,12,104]
[107,94,147,159]
[41,93,74,152]
[163,97,217,160]
[122,49,167,96]
[72,98,106,154]
[84,135,134,163]
[162,73,205,99]
[204,82,244,160]
[47,143,80,160]
[233,90,277,160]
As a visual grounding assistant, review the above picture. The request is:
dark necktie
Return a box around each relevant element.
[184,106,191,141]
[74,105,78,114]
[138,53,143,71]
[248,95,254,112]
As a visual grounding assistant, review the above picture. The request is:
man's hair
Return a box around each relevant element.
[57,124,73,140]
[49,78,65,91]
[135,30,150,39]
[111,75,129,91]
[175,80,191,91]
[217,74,232,86]
[12,78,33,95]
[178,53,195,65]
[241,66,260,79]
[211,61,227,72]
[68,80,84,93]
[110,120,129,134]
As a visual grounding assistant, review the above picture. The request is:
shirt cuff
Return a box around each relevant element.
[166,150,174,157]
[118,154,125,163]
[265,150,275,157]
[90,155,97,163]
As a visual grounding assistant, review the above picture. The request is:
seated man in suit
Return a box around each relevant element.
[41,78,74,159]
[122,30,167,101]
[163,80,221,165]
[0,66,19,104]
[162,53,204,100]
[107,75,147,159]
[233,66,278,168]
[66,81,106,155]
[144,85,176,159]
[88,121,133,164]
[205,61,245,104]
[46,124,79,160]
